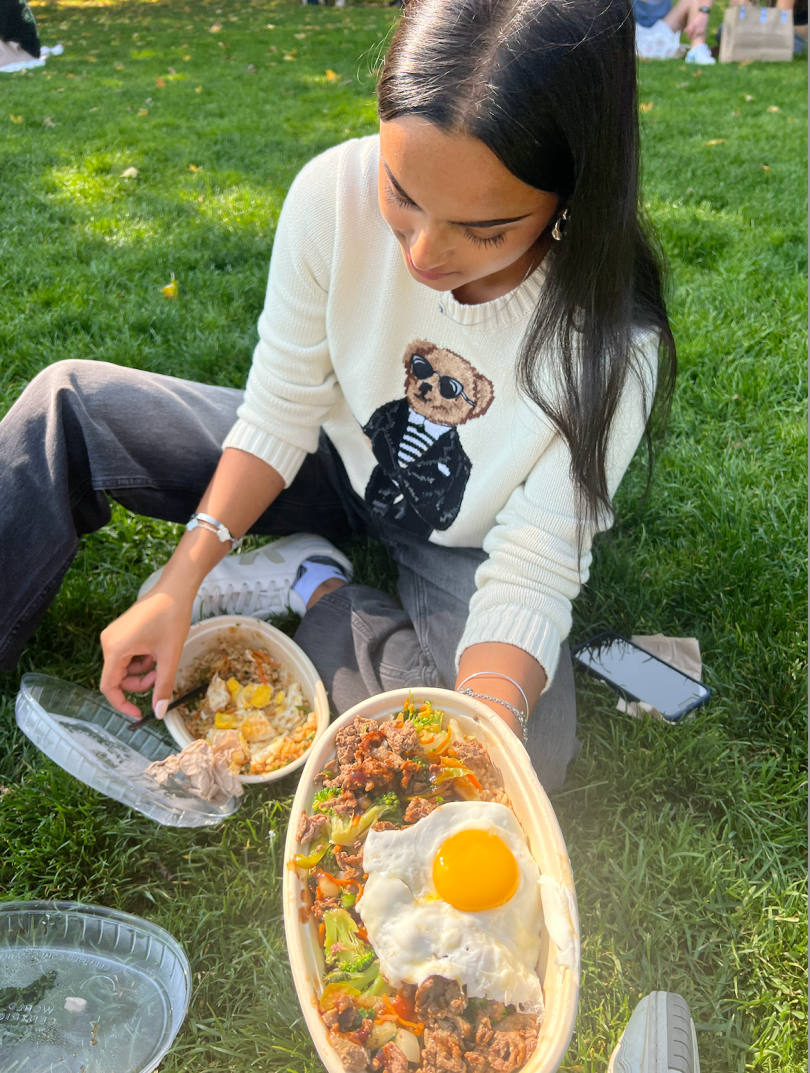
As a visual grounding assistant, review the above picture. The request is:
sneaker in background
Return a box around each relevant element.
[685,42,717,64]
[137,533,353,622]
[607,992,700,1073]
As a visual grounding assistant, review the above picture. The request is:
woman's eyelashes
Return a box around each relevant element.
[465,230,507,249]
[385,183,416,211]
[385,182,508,250]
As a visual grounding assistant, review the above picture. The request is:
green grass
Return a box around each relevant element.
[0,2,806,1071]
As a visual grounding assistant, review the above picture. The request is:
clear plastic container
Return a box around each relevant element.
[15,674,241,827]
[0,900,190,1073]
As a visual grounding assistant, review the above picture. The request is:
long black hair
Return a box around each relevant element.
[377,0,676,543]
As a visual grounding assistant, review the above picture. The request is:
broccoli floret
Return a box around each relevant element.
[342,948,376,973]
[330,793,403,846]
[323,908,374,969]
[313,786,341,812]
[377,791,404,826]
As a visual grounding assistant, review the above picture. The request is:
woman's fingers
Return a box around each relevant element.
[150,646,183,719]
[99,649,144,719]
[120,668,158,693]
[126,654,156,677]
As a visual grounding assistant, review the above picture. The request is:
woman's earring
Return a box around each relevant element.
[552,209,570,242]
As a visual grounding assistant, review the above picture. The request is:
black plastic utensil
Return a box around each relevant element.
[125,681,209,731]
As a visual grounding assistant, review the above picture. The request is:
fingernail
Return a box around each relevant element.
[153,699,168,720]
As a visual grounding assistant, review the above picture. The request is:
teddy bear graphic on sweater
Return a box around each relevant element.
[363,340,495,537]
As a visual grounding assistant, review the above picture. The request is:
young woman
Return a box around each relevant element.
[0,0,675,791]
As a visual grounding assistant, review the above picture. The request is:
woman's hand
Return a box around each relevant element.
[100,585,194,719]
[98,448,286,719]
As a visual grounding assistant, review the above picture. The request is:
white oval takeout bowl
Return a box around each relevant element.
[164,615,330,784]
[283,687,580,1073]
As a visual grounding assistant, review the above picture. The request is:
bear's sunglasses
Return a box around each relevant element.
[410,354,474,404]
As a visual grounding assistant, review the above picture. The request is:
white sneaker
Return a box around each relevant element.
[685,43,716,64]
[608,992,700,1073]
[137,533,353,622]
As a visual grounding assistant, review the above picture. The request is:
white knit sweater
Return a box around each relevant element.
[223,136,657,685]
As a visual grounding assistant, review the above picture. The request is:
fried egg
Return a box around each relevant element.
[358,801,544,1012]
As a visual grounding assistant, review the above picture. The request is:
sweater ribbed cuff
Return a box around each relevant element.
[455,604,562,694]
[221,419,308,488]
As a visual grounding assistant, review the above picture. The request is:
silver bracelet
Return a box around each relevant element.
[457,672,530,722]
[186,512,241,551]
[457,688,528,741]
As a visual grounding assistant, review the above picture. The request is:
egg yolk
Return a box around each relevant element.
[432,829,519,912]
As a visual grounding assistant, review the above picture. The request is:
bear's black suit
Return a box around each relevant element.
[363,399,471,538]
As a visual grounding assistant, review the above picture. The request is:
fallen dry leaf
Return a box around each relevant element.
[283,50,297,61]
[767,105,780,113]
[704,138,725,146]
[209,22,222,32]
[294,32,307,39]
[56,87,65,93]
[156,76,166,88]
[89,107,99,113]
[266,23,276,29]
[676,81,689,88]
[115,62,125,70]
[692,70,702,77]
[85,56,97,63]
[183,54,191,61]
[760,164,771,172]
[246,64,257,74]
[194,85,202,93]
[66,73,76,79]
[162,278,179,299]
[325,68,339,81]
[120,167,139,178]
[745,94,755,102]
[639,101,653,113]
[43,116,56,127]
[9,115,23,123]
[168,66,177,75]
[188,163,202,172]
[137,108,148,116]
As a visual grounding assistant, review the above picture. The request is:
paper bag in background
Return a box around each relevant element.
[719,4,794,62]
[616,634,702,721]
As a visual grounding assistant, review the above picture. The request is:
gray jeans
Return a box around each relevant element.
[0,360,580,789]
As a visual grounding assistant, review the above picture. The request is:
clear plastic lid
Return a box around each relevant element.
[15,673,241,827]
[0,900,190,1073]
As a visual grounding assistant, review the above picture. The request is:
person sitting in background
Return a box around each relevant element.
[0,0,40,69]
[633,0,717,64]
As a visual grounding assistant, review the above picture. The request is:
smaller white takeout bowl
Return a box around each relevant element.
[164,615,330,784]
[283,687,580,1073]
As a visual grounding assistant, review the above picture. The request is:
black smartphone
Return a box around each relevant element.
[571,632,711,722]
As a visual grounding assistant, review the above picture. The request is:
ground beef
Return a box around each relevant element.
[372,820,399,832]
[449,739,491,778]
[466,1022,538,1073]
[418,1027,466,1073]
[296,810,328,845]
[382,1041,410,1073]
[310,895,340,921]
[403,797,437,824]
[335,717,381,767]
[485,1030,530,1072]
[329,1030,369,1072]
[335,846,364,874]
[381,720,420,756]
[341,755,403,793]
[323,1008,340,1029]
[332,792,363,816]
[415,976,467,1021]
